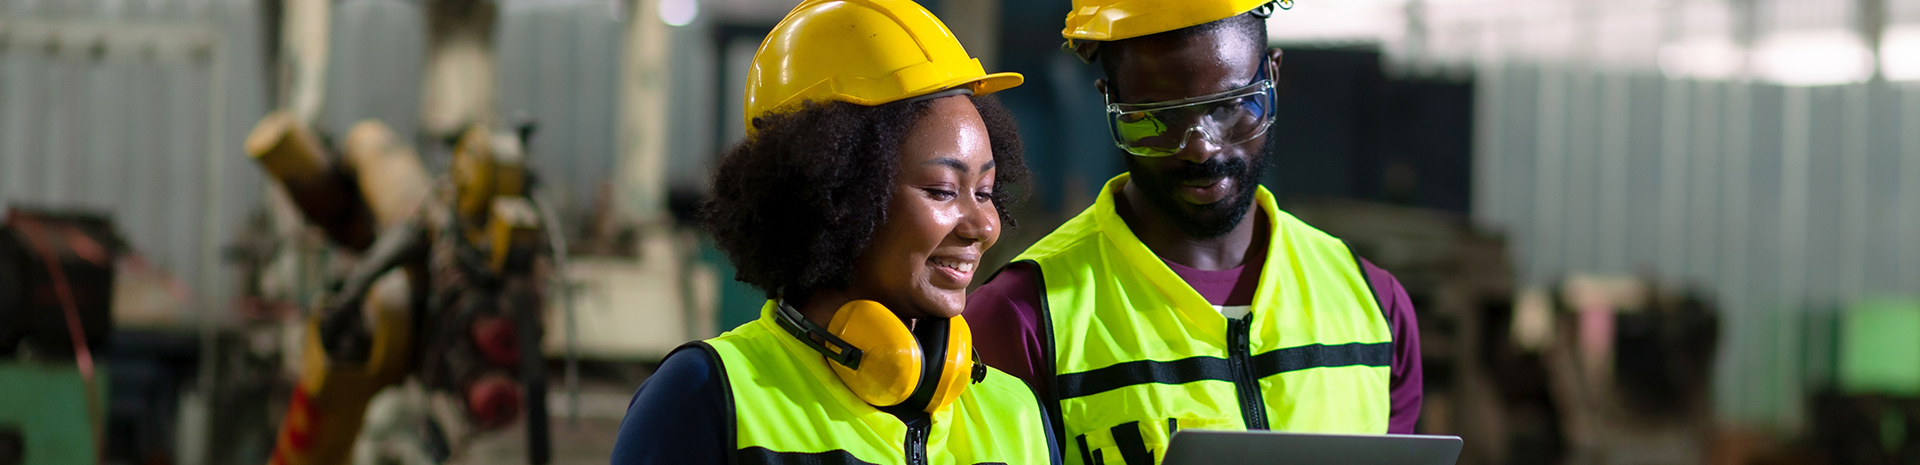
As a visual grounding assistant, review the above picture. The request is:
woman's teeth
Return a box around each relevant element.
[930,258,974,273]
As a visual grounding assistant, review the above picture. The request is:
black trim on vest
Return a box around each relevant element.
[1055,355,1235,399]
[1054,342,1393,400]
[1249,342,1394,378]
[1343,241,1398,413]
[737,446,1010,465]
[1024,374,1069,465]
[1109,421,1154,465]
[981,259,1022,285]
[1074,435,1098,465]
[737,447,878,465]
[679,342,739,465]
[1343,241,1392,337]
[1015,259,1072,459]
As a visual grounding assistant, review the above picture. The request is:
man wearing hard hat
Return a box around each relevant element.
[612,0,1057,463]
[968,1,1423,463]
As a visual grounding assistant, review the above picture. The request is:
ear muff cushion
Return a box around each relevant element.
[900,317,949,412]
[826,300,922,407]
[921,316,976,413]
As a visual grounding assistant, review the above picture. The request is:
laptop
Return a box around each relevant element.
[1161,430,1462,465]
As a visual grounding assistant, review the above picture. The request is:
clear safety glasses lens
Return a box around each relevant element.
[1106,83,1275,158]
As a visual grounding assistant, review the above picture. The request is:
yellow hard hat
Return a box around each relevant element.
[743,0,1023,131]
[1062,0,1287,47]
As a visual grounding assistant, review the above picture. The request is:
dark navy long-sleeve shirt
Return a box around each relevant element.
[610,344,1064,464]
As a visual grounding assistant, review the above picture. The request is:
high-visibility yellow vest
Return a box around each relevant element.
[696,300,1055,465]
[1009,174,1392,465]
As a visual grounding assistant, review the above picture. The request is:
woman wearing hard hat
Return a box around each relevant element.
[610,0,1055,463]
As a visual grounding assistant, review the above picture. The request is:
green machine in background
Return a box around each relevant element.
[0,363,107,465]
[1807,297,1920,464]
[1839,299,1920,396]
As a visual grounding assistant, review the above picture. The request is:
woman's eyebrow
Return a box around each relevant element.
[923,158,995,176]
[925,157,971,174]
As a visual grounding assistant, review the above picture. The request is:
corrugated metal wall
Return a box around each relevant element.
[1474,63,1920,429]
[0,0,271,312]
[0,0,626,318]
[497,0,622,215]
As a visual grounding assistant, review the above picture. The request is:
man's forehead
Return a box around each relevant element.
[1107,31,1262,103]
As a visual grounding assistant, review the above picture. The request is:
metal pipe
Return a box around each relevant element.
[1902,84,1920,291]
[531,194,579,427]
[1778,85,1812,431]
[198,23,226,465]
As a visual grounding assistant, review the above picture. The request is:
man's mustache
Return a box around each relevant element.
[1165,158,1249,182]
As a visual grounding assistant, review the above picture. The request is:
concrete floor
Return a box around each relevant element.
[453,381,637,465]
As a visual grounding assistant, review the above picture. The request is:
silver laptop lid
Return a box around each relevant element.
[1161,430,1462,465]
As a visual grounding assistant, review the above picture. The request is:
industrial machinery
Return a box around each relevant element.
[245,111,556,465]
[1285,199,1721,465]
[0,209,127,465]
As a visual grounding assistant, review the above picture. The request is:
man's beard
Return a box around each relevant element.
[1123,135,1273,239]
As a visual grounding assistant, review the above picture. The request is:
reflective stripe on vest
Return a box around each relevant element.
[1011,174,1391,465]
[699,300,1054,465]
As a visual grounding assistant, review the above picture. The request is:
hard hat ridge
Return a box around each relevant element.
[742,0,1024,133]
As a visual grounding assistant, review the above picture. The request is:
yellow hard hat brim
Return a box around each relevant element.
[970,71,1025,97]
[921,71,1024,102]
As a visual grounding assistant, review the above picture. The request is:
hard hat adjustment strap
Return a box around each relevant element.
[897,88,975,106]
[1064,39,1101,64]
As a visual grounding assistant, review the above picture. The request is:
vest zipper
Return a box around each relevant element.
[903,413,931,465]
[1227,317,1269,430]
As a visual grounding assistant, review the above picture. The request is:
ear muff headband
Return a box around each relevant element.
[773,299,864,368]
[773,299,979,413]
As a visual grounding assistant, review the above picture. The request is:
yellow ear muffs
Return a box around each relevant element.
[914,315,977,413]
[823,300,924,407]
[773,299,982,413]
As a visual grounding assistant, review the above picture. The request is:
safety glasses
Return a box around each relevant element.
[1104,61,1277,157]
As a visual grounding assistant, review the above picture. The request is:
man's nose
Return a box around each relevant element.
[1171,126,1223,164]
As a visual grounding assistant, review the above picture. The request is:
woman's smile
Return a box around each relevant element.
[928,253,979,288]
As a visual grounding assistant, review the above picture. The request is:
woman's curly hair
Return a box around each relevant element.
[701,94,1028,301]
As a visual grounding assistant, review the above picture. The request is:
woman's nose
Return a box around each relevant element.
[953,196,997,244]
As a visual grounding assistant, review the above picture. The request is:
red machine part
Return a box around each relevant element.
[466,374,523,430]
[470,316,519,367]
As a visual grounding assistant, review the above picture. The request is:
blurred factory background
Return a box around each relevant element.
[1,0,1918,463]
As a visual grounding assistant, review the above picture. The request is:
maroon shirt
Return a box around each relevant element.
[967,242,1424,434]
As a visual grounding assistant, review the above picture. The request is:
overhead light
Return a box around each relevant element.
[1264,0,1401,42]
[660,0,698,27]
[1658,36,1744,80]
[1754,29,1872,86]
[1882,26,1920,81]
